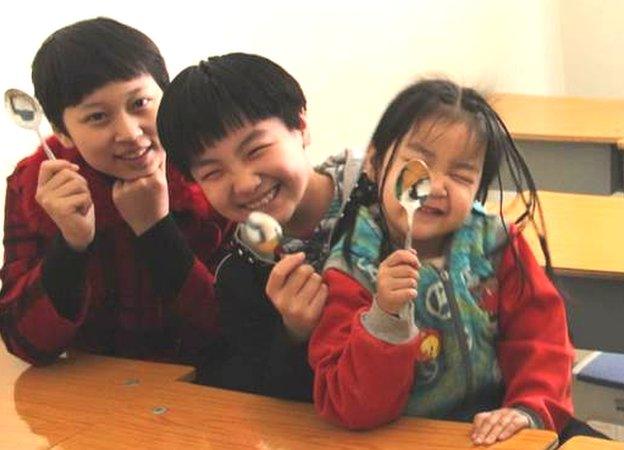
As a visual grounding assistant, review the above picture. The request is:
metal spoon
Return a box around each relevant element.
[395,159,431,249]
[4,88,55,159]
[238,211,283,263]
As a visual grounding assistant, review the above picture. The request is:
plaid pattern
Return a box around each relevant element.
[0,137,232,365]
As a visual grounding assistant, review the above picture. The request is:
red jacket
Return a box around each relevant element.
[310,224,573,432]
[0,137,232,365]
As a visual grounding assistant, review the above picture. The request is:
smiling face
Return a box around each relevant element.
[375,118,485,257]
[189,116,313,225]
[56,74,164,180]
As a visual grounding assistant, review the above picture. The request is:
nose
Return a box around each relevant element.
[114,112,143,142]
[232,168,261,197]
[427,171,448,198]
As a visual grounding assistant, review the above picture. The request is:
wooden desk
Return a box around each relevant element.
[490,93,624,194]
[491,93,624,146]
[1,344,558,450]
[490,190,624,352]
[500,190,624,278]
[559,436,624,449]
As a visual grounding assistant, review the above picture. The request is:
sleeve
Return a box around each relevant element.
[309,268,421,429]
[135,213,229,335]
[495,231,574,432]
[0,173,89,365]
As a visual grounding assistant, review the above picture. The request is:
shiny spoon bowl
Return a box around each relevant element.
[395,159,431,249]
[238,211,283,263]
[4,88,55,159]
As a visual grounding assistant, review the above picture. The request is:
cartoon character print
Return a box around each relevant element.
[425,280,451,321]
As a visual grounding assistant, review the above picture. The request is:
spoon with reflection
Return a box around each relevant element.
[238,211,284,263]
[395,159,431,249]
[4,88,55,160]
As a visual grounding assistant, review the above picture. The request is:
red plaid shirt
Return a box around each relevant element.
[0,137,232,365]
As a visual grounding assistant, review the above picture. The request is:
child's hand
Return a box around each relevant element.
[112,151,169,236]
[35,159,95,251]
[471,408,531,445]
[377,249,420,315]
[265,252,328,342]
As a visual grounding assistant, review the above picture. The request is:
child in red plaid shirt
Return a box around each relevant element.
[0,17,232,366]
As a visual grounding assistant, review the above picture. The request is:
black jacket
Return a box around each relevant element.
[195,247,313,402]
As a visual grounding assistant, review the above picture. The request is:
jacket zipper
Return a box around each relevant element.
[432,265,475,404]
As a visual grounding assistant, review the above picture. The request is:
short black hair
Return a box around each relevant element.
[157,53,306,178]
[32,17,169,133]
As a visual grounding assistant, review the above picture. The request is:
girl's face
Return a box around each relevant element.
[372,118,485,257]
[56,74,164,181]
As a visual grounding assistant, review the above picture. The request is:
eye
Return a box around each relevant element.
[452,173,474,184]
[201,170,222,182]
[132,97,151,110]
[247,144,269,159]
[84,112,107,124]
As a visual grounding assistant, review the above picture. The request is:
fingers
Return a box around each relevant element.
[497,413,529,441]
[308,283,328,314]
[36,163,91,215]
[269,262,318,310]
[50,176,90,199]
[62,192,94,217]
[382,249,420,269]
[472,409,530,445]
[377,249,421,314]
[296,270,324,304]
[281,264,316,299]
[38,160,80,187]
[265,252,306,296]
[384,264,419,280]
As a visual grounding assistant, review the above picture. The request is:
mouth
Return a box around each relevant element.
[242,185,280,210]
[115,142,159,162]
[418,205,445,216]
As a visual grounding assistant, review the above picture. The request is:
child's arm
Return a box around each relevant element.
[135,215,223,334]
[309,260,421,430]
[494,230,574,432]
[0,161,92,364]
[114,156,230,335]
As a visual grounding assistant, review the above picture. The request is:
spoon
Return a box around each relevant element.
[238,211,283,263]
[395,159,431,249]
[4,88,55,160]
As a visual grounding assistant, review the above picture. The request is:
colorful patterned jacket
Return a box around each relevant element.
[309,203,573,431]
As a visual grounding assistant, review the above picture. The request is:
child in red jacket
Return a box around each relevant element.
[0,18,231,366]
[309,79,574,445]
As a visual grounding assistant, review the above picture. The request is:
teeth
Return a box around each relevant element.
[119,147,149,160]
[246,186,278,210]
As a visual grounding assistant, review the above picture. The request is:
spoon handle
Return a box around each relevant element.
[404,210,414,249]
[37,129,56,160]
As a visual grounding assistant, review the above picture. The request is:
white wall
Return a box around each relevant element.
[0,0,619,262]
[558,0,624,98]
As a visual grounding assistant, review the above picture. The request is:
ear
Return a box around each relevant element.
[297,110,311,148]
[53,126,74,149]
[363,144,377,181]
